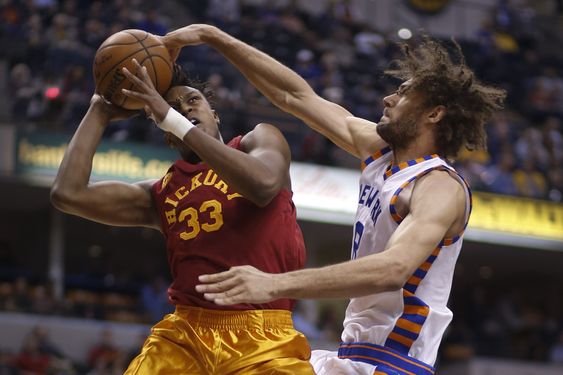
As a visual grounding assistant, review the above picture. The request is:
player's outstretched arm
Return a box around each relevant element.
[50,95,160,229]
[162,24,385,160]
[196,172,466,303]
[121,60,290,207]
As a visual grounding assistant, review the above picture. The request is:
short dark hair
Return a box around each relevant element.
[170,63,215,105]
[385,37,506,159]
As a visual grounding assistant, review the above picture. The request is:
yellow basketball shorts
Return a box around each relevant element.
[124,305,315,374]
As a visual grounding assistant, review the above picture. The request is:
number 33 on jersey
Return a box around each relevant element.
[159,167,242,241]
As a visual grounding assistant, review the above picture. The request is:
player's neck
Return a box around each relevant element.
[392,141,438,165]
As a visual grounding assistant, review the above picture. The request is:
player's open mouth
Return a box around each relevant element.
[189,118,200,125]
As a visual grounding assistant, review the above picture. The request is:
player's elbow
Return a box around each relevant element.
[249,179,283,207]
[50,184,79,213]
[250,187,278,207]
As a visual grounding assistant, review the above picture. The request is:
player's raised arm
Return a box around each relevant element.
[162,24,385,160]
[50,95,160,229]
[121,60,290,207]
[196,171,466,303]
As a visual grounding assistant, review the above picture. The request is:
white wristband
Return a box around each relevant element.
[159,107,195,139]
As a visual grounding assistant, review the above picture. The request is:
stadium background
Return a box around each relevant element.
[0,0,562,373]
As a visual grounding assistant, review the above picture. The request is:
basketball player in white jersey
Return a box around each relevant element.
[165,25,506,374]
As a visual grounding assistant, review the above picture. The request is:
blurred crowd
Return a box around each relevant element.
[0,0,562,372]
[0,276,172,324]
[0,324,146,374]
[0,276,343,374]
[1,0,561,200]
[442,282,563,365]
[2,274,563,369]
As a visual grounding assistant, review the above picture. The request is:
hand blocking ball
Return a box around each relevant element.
[93,29,173,109]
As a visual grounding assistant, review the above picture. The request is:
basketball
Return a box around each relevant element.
[93,29,173,110]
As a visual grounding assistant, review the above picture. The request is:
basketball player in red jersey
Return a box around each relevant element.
[50,60,314,374]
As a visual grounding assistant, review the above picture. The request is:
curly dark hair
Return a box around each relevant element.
[385,37,506,159]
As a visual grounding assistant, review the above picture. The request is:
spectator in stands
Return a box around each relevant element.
[9,63,43,128]
[59,65,93,131]
[547,168,562,202]
[87,329,121,373]
[27,325,64,359]
[329,0,364,26]
[486,111,519,164]
[29,285,55,315]
[9,277,32,313]
[542,116,562,168]
[206,0,241,27]
[135,8,167,36]
[513,157,548,198]
[140,276,173,323]
[454,149,490,192]
[14,336,51,375]
[2,0,559,203]
[294,49,322,90]
[515,127,550,170]
[26,325,75,373]
[483,149,518,195]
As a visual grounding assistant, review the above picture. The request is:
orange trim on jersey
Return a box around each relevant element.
[440,169,472,245]
[403,305,426,315]
[403,303,429,317]
[388,164,472,231]
[361,146,392,171]
[407,275,423,286]
[419,261,432,272]
[384,154,440,179]
[396,318,424,334]
[387,331,415,347]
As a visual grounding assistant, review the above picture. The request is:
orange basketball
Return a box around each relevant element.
[93,29,173,110]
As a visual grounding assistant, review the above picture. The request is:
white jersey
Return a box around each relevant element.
[313,147,471,375]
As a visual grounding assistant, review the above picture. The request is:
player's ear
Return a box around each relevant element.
[213,110,220,125]
[428,105,446,124]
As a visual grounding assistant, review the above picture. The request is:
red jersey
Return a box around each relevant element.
[152,136,306,311]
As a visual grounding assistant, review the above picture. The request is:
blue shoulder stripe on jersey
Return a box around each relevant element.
[393,326,420,341]
[401,313,427,325]
[413,268,427,279]
[404,283,417,294]
[403,296,427,306]
[386,338,411,355]
[338,342,435,375]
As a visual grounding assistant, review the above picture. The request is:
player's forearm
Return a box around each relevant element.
[182,129,283,206]
[273,253,407,300]
[201,26,314,114]
[51,105,107,209]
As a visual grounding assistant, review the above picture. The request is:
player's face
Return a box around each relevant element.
[165,86,221,138]
[377,80,424,149]
[164,86,222,159]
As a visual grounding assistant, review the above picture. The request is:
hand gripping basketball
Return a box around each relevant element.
[121,59,194,140]
[93,29,172,110]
